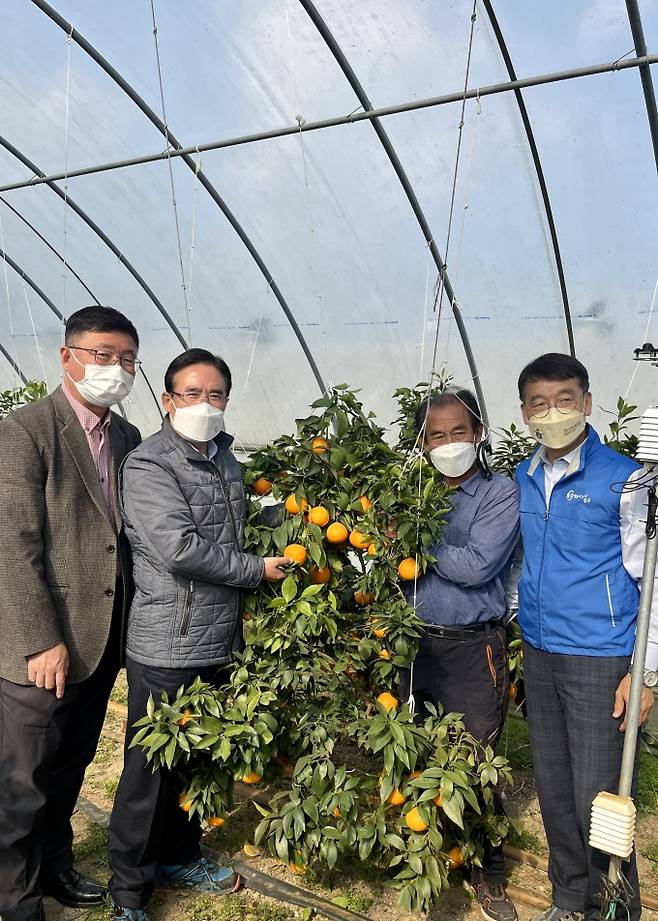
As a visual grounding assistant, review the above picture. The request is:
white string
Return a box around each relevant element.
[62,26,73,334]
[149,0,190,343]
[22,281,49,388]
[186,148,202,346]
[428,0,479,378]
[0,210,14,338]
[624,275,658,400]
[243,308,265,395]
[418,245,433,381]
[0,213,18,387]
[444,88,482,366]
[284,0,325,363]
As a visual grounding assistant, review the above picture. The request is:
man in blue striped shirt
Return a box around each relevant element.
[402,388,520,921]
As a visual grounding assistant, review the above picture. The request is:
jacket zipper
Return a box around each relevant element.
[180,580,195,635]
[214,462,239,545]
[605,574,617,627]
[530,462,581,650]
[211,459,242,626]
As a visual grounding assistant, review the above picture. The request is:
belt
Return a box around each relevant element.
[422,620,503,640]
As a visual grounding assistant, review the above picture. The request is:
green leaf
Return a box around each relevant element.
[282,575,297,603]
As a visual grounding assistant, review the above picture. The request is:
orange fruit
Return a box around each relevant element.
[367,543,377,556]
[410,770,422,779]
[354,590,375,606]
[207,816,225,827]
[386,788,407,806]
[378,649,391,661]
[241,772,263,785]
[326,522,348,544]
[308,506,330,527]
[253,477,272,496]
[358,495,373,513]
[377,692,399,712]
[285,494,309,515]
[242,611,253,622]
[179,792,193,813]
[177,708,193,726]
[405,806,428,832]
[331,807,342,818]
[284,543,307,566]
[398,557,420,581]
[373,625,388,638]
[349,529,370,550]
[310,565,331,584]
[311,436,329,454]
[446,846,464,868]
[289,860,307,874]
[508,683,517,700]
[433,792,444,807]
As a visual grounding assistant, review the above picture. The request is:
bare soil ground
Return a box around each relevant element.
[46,674,658,921]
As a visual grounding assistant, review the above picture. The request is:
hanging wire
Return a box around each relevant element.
[61,26,73,334]
[623,274,658,400]
[418,244,433,382]
[242,307,265,396]
[0,211,14,337]
[443,87,483,367]
[185,147,202,345]
[284,0,326,365]
[0,210,18,387]
[149,0,191,343]
[428,0,479,378]
[22,280,49,388]
[404,1,481,711]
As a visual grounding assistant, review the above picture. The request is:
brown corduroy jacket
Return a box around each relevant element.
[0,385,141,685]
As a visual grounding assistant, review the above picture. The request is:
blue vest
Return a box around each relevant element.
[515,426,640,657]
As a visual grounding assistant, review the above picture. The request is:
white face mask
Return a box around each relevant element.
[429,441,477,478]
[67,352,134,407]
[171,402,225,442]
[527,407,586,450]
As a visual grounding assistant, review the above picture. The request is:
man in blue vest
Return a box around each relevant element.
[515,353,657,921]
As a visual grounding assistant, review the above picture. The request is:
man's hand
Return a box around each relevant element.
[613,672,655,731]
[263,557,293,582]
[27,642,69,699]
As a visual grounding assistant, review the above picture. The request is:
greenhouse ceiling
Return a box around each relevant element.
[1,0,658,445]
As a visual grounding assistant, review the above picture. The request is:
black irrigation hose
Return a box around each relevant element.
[75,796,370,921]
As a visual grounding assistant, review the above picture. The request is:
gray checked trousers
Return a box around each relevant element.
[522,642,641,921]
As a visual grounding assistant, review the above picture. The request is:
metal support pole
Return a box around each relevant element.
[30,0,327,396]
[0,342,29,384]
[607,470,658,888]
[625,0,658,179]
[1,53,657,195]
[481,0,575,358]
[299,0,488,425]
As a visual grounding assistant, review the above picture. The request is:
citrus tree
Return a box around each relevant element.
[0,380,47,420]
[133,386,512,912]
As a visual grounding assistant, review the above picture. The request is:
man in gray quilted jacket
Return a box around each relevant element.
[108,348,290,921]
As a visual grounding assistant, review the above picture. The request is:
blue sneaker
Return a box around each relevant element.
[155,857,241,893]
[112,907,151,921]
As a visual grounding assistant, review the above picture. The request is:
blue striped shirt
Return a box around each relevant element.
[406,470,520,626]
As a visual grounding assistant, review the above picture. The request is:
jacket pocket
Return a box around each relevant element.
[180,580,195,636]
[604,573,617,628]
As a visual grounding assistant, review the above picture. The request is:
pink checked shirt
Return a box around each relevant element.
[63,383,113,520]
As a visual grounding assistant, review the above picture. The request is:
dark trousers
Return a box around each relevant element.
[0,613,122,921]
[399,624,510,884]
[523,642,641,921]
[108,658,229,908]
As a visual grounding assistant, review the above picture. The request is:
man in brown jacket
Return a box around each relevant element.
[0,306,141,921]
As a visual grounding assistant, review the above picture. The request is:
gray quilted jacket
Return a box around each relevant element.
[119,417,264,668]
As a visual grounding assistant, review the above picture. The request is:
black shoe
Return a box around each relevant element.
[41,868,107,907]
[474,880,518,921]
